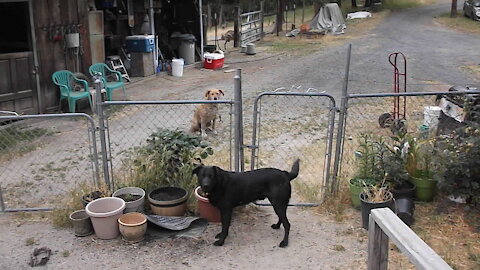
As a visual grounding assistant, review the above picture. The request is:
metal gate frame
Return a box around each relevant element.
[249,92,338,206]
[235,2,264,47]
[0,113,99,212]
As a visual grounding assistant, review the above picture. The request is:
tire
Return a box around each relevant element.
[378,112,393,128]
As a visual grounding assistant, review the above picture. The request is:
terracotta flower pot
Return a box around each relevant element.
[148,187,188,216]
[194,186,221,223]
[118,212,147,243]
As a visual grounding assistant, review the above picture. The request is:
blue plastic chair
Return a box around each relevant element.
[52,70,93,113]
[88,63,127,101]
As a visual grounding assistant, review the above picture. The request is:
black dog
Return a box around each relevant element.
[193,159,300,247]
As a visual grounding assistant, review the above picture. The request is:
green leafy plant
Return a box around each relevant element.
[125,129,213,207]
[437,104,480,206]
[351,133,384,187]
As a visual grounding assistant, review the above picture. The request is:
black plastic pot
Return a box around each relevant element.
[395,198,415,227]
[391,181,416,199]
[359,192,394,230]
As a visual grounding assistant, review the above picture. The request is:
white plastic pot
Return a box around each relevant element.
[113,187,145,213]
[86,197,126,239]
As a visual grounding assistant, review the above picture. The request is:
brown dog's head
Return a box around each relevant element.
[204,89,224,100]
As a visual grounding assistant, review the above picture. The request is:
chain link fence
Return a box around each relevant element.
[102,101,234,189]
[0,113,98,212]
[248,92,337,204]
[338,91,479,186]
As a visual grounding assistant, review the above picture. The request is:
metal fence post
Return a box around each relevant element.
[94,74,112,190]
[332,44,352,194]
[0,185,5,212]
[234,69,244,172]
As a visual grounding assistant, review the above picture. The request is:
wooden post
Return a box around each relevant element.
[302,0,305,23]
[207,3,211,29]
[260,1,264,39]
[368,214,389,270]
[234,6,241,47]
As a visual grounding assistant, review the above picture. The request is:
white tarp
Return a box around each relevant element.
[346,11,372,20]
[309,3,346,34]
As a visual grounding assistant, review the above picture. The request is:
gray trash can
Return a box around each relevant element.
[178,34,196,65]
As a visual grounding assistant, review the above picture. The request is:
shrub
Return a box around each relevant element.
[437,101,480,205]
[124,129,213,207]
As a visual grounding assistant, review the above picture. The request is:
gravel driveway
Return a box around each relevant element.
[1,0,478,269]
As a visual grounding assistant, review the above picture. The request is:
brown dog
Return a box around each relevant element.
[190,89,224,137]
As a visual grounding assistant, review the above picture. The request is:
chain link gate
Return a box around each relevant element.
[100,100,235,189]
[248,92,337,206]
[0,112,99,212]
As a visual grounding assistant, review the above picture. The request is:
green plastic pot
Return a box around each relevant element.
[349,179,363,209]
[411,176,437,202]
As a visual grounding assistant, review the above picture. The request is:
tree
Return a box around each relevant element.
[275,0,286,35]
[450,0,458,17]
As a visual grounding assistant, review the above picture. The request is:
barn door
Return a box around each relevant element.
[0,0,39,114]
[0,52,38,114]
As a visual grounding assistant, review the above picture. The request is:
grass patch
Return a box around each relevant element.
[382,0,424,10]
[62,250,70,257]
[333,244,346,251]
[436,13,480,35]
[0,125,51,159]
[461,64,480,77]
[50,182,105,228]
[25,237,36,246]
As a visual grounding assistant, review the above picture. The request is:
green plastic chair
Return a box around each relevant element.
[88,63,127,101]
[52,70,93,113]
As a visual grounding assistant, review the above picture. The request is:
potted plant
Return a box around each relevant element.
[194,186,221,223]
[148,186,189,216]
[349,134,384,208]
[380,133,416,199]
[113,187,146,213]
[80,187,111,207]
[403,134,437,201]
[126,129,214,215]
[359,178,394,229]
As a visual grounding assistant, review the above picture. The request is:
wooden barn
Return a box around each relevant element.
[0,0,206,114]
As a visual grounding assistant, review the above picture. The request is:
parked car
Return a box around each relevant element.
[463,0,480,20]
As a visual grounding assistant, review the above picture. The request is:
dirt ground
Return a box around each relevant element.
[1,0,480,269]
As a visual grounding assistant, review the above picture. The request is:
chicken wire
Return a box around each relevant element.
[0,113,99,212]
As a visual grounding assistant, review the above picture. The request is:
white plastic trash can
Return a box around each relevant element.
[423,106,442,128]
[171,58,184,77]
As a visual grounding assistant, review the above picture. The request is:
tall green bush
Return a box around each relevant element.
[124,129,213,206]
[437,101,480,205]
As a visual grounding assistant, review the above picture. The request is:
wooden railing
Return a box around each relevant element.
[368,208,453,270]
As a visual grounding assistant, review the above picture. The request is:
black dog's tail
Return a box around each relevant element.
[288,159,300,181]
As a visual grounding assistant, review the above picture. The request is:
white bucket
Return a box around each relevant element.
[423,106,442,128]
[171,58,184,77]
